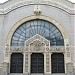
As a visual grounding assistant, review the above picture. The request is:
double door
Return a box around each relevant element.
[31,53,44,73]
[51,53,65,73]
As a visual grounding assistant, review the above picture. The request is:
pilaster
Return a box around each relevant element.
[2,62,9,75]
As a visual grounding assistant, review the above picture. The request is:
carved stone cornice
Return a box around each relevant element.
[30,46,45,52]
[10,46,24,52]
[10,34,65,53]
[10,46,65,53]
[0,0,74,14]
[50,46,65,53]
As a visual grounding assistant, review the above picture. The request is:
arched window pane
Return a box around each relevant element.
[11,19,64,46]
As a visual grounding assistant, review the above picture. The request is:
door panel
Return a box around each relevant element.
[10,53,23,73]
[51,53,65,73]
[31,53,44,73]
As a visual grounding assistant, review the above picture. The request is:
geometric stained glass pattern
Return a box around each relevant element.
[11,19,64,46]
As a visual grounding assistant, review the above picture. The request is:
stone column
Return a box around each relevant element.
[64,39,72,73]
[23,53,25,74]
[2,62,9,75]
[0,65,2,75]
[44,53,46,74]
[28,53,31,74]
[24,52,29,75]
[4,44,10,63]
[49,53,52,74]
[45,52,51,75]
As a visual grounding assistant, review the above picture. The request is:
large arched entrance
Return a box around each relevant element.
[8,19,69,74]
[31,53,44,73]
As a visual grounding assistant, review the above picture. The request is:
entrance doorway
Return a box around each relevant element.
[51,53,65,73]
[31,53,44,73]
[10,53,23,73]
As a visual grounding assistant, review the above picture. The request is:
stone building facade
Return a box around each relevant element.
[0,0,75,75]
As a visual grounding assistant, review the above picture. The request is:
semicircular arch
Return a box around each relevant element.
[6,15,68,46]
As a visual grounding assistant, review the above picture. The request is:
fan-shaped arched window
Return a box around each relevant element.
[11,19,64,46]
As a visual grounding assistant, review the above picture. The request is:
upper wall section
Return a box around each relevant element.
[0,0,74,15]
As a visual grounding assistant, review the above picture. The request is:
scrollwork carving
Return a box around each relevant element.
[30,40,45,52]
[46,47,50,51]
[5,44,10,60]
[66,46,70,57]
[34,5,41,16]
[25,34,50,48]
[50,46,65,52]
[10,46,24,52]
[66,62,73,73]
[46,53,50,72]
[25,53,29,72]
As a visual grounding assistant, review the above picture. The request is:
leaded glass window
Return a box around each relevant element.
[31,53,44,73]
[10,53,23,73]
[11,19,64,46]
[51,53,65,73]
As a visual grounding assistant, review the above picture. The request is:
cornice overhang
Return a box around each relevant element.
[0,0,74,15]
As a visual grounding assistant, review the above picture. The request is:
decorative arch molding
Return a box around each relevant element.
[0,0,73,14]
[4,15,73,74]
[6,15,68,45]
